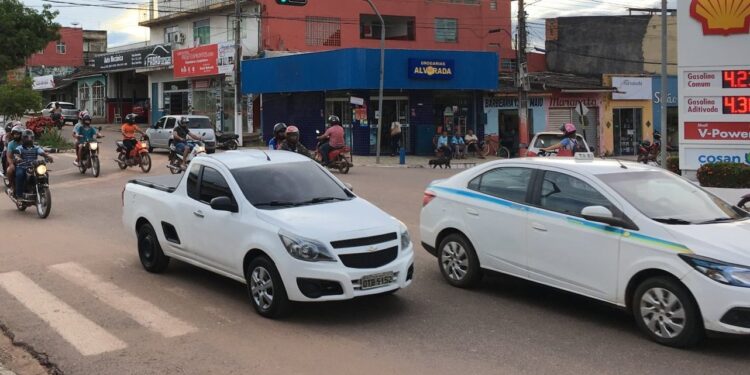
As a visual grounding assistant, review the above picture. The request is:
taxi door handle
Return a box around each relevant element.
[466,208,479,217]
[531,222,547,232]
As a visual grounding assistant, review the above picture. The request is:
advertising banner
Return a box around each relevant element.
[174,44,219,78]
[217,41,235,75]
[408,59,454,80]
[94,45,171,71]
[613,77,653,100]
[32,75,55,90]
[685,122,750,141]
[683,147,750,170]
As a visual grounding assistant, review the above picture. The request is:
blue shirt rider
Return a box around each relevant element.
[13,130,52,198]
[268,123,287,151]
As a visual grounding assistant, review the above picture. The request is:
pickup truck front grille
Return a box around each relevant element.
[330,233,397,249]
[339,246,398,269]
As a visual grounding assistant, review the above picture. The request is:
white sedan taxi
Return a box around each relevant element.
[420,154,750,347]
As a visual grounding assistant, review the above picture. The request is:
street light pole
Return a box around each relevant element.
[660,0,668,167]
[234,0,243,146]
[364,0,385,164]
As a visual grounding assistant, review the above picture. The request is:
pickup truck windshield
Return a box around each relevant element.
[598,170,747,225]
[231,162,351,209]
[188,118,213,129]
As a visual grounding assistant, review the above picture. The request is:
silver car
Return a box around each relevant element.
[42,102,79,124]
[145,115,217,154]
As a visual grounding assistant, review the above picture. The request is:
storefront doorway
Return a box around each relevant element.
[163,81,189,116]
[370,97,409,154]
[613,108,642,156]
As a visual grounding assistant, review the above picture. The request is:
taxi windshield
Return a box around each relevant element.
[598,171,747,225]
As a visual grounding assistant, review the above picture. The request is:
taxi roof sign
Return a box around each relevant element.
[574,152,595,162]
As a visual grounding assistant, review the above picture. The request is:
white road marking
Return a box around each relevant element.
[0,271,127,356]
[49,262,197,338]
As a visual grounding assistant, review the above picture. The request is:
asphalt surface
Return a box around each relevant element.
[0,127,748,375]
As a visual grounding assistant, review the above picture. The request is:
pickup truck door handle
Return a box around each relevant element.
[466,208,479,217]
[531,222,547,232]
[193,210,205,218]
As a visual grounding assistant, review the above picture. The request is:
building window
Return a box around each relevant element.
[78,83,90,113]
[490,0,497,10]
[501,58,517,71]
[360,15,416,41]
[435,18,458,43]
[165,26,180,44]
[56,41,66,54]
[91,81,105,118]
[193,19,210,46]
[305,17,341,46]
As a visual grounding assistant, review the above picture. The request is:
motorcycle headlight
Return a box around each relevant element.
[278,230,336,262]
[35,164,47,175]
[89,142,98,150]
[141,142,149,148]
[680,254,750,288]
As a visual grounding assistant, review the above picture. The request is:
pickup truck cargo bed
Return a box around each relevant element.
[128,174,182,193]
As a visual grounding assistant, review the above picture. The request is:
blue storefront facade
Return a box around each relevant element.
[241,48,498,155]
[652,76,678,148]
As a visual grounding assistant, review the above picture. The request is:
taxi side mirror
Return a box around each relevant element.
[581,206,630,228]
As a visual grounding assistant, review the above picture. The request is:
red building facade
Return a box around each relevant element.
[27,27,84,68]
[261,0,513,63]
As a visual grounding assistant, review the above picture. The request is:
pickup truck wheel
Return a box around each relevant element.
[137,223,170,273]
[246,257,290,318]
[438,234,482,288]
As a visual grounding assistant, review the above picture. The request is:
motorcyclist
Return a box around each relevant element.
[280,125,312,159]
[121,113,144,157]
[268,123,287,150]
[73,111,89,165]
[542,123,578,156]
[317,115,345,165]
[12,130,52,199]
[74,114,100,166]
[3,124,24,193]
[172,117,202,168]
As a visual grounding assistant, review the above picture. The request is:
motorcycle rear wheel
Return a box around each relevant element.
[140,154,152,173]
[228,140,238,150]
[36,187,51,219]
[338,156,350,174]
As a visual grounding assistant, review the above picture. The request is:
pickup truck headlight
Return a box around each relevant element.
[401,229,411,251]
[279,230,336,262]
[680,254,750,288]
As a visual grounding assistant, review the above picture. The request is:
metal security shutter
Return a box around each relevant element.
[573,107,599,150]
[547,108,572,132]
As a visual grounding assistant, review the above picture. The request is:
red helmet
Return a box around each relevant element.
[285,125,299,134]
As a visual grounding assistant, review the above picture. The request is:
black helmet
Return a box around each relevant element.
[125,113,137,124]
[180,117,190,127]
[641,140,651,147]
[327,115,341,126]
[21,129,34,146]
[653,131,662,140]
[273,122,287,135]
[82,115,92,125]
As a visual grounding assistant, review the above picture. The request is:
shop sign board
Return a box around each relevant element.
[408,59,454,80]
[613,77,653,100]
[174,44,219,78]
[32,75,55,90]
[678,0,750,170]
[217,41,235,75]
[94,44,171,71]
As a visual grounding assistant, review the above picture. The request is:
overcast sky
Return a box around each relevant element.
[25,0,677,48]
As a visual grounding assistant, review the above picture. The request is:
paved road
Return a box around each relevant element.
[0,128,748,374]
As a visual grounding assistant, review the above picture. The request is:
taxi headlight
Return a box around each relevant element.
[680,254,750,288]
[89,142,99,150]
[35,164,47,175]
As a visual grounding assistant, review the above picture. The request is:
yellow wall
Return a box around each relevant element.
[602,75,654,155]
[642,15,677,75]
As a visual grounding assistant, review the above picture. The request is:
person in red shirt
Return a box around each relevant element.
[317,115,345,165]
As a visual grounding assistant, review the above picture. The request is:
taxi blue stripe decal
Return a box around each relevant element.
[431,186,692,254]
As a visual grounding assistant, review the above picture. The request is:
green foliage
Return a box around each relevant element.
[697,162,750,189]
[0,0,59,77]
[37,128,73,150]
[0,79,42,118]
[666,156,680,175]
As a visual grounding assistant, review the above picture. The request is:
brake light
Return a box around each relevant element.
[423,191,436,207]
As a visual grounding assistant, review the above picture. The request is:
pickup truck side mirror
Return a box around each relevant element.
[210,196,238,213]
[344,183,353,192]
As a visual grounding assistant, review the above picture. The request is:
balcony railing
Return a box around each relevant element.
[139,0,238,24]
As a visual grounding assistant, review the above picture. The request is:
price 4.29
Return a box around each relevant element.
[723,96,750,115]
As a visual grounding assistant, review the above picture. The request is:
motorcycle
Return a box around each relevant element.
[3,159,52,219]
[167,140,206,174]
[215,130,239,150]
[79,135,103,177]
[637,140,661,166]
[116,135,152,173]
[314,130,352,174]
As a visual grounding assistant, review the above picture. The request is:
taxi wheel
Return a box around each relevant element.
[632,276,704,348]
[438,234,482,288]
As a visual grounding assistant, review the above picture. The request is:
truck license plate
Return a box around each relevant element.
[360,272,394,290]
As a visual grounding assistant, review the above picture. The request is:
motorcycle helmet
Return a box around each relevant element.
[327,115,341,126]
[561,123,576,135]
[640,140,652,148]
[179,117,190,127]
[82,114,92,126]
[653,131,662,141]
[273,122,287,136]
[125,113,137,125]
[285,125,300,142]
[21,129,34,147]
[11,124,25,137]
[78,110,90,121]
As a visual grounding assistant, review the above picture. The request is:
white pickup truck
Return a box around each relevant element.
[122,150,414,317]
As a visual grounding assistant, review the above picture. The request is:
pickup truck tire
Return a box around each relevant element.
[137,223,170,273]
[246,257,290,318]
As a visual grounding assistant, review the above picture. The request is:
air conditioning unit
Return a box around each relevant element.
[177,33,185,44]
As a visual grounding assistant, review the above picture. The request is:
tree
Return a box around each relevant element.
[0,0,59,78]
[0,78,43,119]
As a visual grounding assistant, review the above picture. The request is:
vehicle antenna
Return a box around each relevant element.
[616,158,628,169]
[261,150,271,161]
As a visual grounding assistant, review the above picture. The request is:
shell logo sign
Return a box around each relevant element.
[690,0,750,35]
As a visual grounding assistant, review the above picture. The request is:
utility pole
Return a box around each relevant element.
[517,0,529,156]
[364,0,385,164]
[659,0,668,167]
[234,0,243,146]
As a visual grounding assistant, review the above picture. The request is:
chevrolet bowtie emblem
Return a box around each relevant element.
[368,246,378,252]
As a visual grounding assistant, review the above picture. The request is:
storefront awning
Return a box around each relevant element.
[241,48,499,94]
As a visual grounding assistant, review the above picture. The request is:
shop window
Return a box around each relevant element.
[56,41,66,54]
[435,18,458,43]
[305,17,341,46]
[193,19,210,46]
[501,59,517,71]
[91,81,105,118]
[360,15,415,41]
[78,83,90,114]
